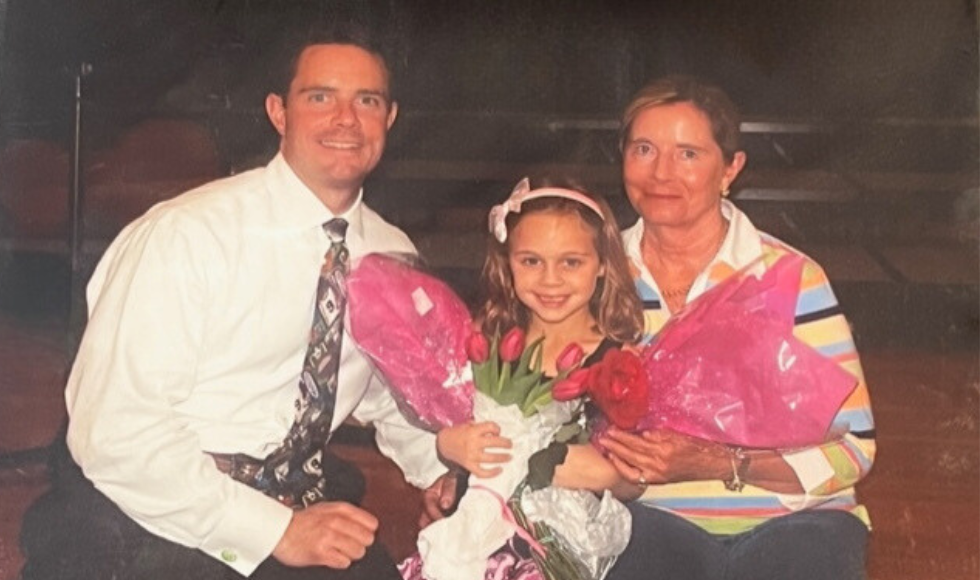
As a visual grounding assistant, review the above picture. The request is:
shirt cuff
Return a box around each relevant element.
[198,484,293,576]
[781,447,835,493]
[376,428,446,488]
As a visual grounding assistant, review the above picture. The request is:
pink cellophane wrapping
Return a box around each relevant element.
[347,253,474,431]
[636,255,858,449]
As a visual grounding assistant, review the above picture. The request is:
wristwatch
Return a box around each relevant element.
[724,447,751,492]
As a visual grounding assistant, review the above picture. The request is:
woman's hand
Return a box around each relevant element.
[553,443,645,500]
[436,421,512,478]
[600,428,807,493]
[599,428,730,486]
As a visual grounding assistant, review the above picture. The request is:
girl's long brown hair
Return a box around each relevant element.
[477,181,643,343]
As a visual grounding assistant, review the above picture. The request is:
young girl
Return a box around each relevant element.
[401,178,645,580]
[399,179,642,580]
[437,176,645,491]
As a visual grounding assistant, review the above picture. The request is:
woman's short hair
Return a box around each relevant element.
[477,178,643,343]
[620,75,741,163]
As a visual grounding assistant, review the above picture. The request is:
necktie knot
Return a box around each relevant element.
[324,218,348,243]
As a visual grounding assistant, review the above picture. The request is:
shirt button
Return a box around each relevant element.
[221,549,238,563]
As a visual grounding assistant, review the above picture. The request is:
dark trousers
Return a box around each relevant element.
[19,437,401,580]
[608,502,868,580]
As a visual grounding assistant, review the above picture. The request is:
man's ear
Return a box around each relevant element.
[386,101,399,130]
[265,93,287,137]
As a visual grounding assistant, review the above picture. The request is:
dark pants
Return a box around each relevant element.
[19,437,401,580]
[608,502,868,580]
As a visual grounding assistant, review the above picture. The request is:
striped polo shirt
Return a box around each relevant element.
[622,200,875,535]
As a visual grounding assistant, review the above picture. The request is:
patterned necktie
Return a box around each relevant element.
[228,218,349,507]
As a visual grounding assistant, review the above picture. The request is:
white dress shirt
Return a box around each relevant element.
[65,153,445,575]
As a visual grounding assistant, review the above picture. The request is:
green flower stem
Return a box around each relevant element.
[521,378,556,416]
[517,336,544,375]
[470,331,584,417]
[499,369,543,406]
[502,361,518,398]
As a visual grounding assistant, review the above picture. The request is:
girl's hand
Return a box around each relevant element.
[437,421,512,478]
[599,428,729,486]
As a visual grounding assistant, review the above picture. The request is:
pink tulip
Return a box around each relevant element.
[499,327,526,362]
[552,367,592,401]
[465,332,490,364]
[555,343,585,372]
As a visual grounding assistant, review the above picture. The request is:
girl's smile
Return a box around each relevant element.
[507,211,604,332]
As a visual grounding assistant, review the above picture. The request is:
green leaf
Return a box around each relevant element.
[515,336,545,377]
[485,334,501,396]
[471,361,492,394]
[495,386,524,407]
[496,369,543,406]
[530,341,544,373]
[510,369,543,393]
[521,386,554,417]
[495,360,513,398]
[521,374,562,414]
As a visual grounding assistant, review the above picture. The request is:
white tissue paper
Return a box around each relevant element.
[417,392,575,580]
[518,486,632,580]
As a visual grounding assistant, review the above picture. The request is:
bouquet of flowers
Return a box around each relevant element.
[418,327,629,580]
[346,253,474,431]
[556,255,858,449]
[347,255,629,580]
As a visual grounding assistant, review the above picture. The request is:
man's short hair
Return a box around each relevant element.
[269,21,396,102]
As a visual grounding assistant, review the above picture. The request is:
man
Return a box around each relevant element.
[21,24,455,580]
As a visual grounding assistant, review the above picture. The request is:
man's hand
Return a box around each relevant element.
[272,501,379,569]
[418,471,460,529]
[436,421,511,478]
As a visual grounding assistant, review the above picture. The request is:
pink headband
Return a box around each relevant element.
[488,177,606,243]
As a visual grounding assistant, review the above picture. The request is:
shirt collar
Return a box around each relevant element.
[621,199,763,271]
[623,199,767,299]
[264,152,367,240]
[715,199,764,271]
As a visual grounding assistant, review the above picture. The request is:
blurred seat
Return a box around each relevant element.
[86,118,223,238]
[1,120,224,243]
[0,140,70,240]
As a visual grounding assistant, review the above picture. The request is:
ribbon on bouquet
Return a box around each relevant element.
[470,484,546,558]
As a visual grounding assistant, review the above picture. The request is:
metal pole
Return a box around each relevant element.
[67,62,91,350]
[0,0,8,140]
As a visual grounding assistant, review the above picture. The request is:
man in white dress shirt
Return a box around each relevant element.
[20,23,454,580]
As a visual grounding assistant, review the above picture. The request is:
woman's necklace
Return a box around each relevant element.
[645,221,729,305]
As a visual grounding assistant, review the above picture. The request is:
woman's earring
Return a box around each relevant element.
[721,188,731,197]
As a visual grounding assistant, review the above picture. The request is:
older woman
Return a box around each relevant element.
[601,76,876,580]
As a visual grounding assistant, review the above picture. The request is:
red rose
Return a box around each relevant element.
[587,349,648,430]
[555,343,585,372]
[465,331,490,364]
[499,327,526,362]
[551,367,591,401]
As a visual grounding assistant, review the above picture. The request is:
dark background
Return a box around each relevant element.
[3,2,978,115]
[2,0,977,165]
[0,0,978,348]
